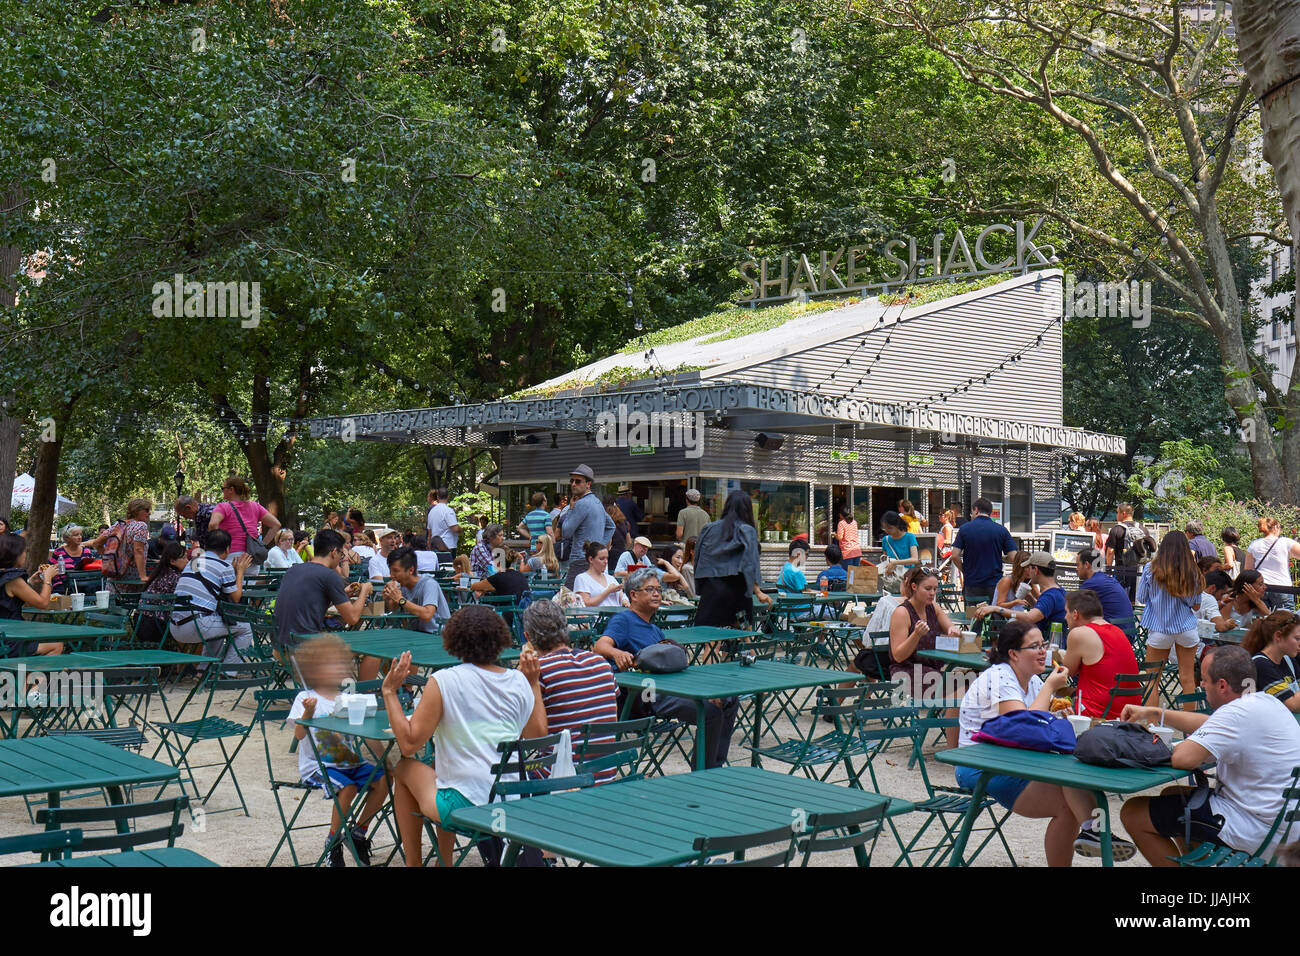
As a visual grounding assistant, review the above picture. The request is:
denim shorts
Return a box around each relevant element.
[954,764,1030,812]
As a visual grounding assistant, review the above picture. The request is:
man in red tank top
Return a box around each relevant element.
[1061,589,1140,719]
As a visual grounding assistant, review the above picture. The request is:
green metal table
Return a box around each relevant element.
[343,631,521,669]
[296,709,400,866]
[25,847,219,867]
[614,660,859,771]
[1,619,127,645]
[936,742,1191,866]
[0,735,179,834]
[448,765,912,866]
[658,626,761,662]
[0,650,218,737]
[917,649,990,671]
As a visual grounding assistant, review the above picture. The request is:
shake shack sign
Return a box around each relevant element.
[736,218,1055,304]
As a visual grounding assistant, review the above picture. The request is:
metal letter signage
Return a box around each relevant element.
[736,219,1054,304]
[308,381,1124,455]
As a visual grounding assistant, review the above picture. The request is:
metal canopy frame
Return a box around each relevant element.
[307,380,1125,456]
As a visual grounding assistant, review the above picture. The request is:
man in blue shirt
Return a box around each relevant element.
[615,484,643,537]
[1075,549,1134,621]
[951,498,1017,601]
[977,552,1068,639]
[562,464,616,589]
[593,568,737,769]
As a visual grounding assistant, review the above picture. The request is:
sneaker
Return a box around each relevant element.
[349,828,372,867]
[326,835,345,868]
[1074,828,1136,862]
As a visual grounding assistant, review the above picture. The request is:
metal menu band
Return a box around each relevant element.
[308,384,1125,455]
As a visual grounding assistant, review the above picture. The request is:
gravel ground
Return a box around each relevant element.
[0,682,1158,868]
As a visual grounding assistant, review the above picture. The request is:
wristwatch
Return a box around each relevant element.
[398,598,407,609]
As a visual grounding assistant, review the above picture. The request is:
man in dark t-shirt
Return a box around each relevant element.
[1075,550,1135,621]
[274,529,371,648]
[951,497,1016,600]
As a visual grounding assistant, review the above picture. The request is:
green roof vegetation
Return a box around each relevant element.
[877,273,1008,307]
[509,364,707,400]
[615,298,847,353]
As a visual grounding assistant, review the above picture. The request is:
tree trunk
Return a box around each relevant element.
[24,415,63,573]
[1234,1,1300,494]
[0,186,26,513]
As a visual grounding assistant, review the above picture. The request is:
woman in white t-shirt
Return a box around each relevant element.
[381,606,547,866]
[1243,516,1300,608]
[955,620,1110,866]
[572,543,628,608]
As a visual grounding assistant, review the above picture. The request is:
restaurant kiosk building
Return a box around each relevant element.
[309,268,1124,576]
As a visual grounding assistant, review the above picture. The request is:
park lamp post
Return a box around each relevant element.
[431,448,449,489]
[173,466,185,536]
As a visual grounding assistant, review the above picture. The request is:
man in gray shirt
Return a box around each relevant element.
[382,547,451,634]
[562,463,616,589]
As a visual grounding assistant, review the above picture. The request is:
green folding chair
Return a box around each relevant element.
[0,828,83,861]
[37,796,190,857]
[799,804,889,866]
[857,706,1017,867]
[152,660,276,815]
[573,716,655,781]
[746,686,879,786]
[1173,766,1300,867]
[691,824,796,866]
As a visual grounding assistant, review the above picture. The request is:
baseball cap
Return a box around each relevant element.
[158,526,179,540]
[685,488,701,502]
[569,464,595,481]
[1020,551,1056,571]
[617,484,630,493]
[634,536,653,549]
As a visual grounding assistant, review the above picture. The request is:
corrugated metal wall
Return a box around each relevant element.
[709,273,1064,428]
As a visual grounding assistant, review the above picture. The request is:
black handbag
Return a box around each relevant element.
[636,640,688,673]
[1073,721,1172,769]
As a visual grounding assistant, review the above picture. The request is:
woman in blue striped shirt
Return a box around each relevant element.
[1137,530,1204,708]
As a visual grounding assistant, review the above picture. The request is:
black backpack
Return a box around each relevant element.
[1073,721,1172,768]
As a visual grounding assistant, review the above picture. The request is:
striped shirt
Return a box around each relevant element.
[171,552,237,619]
[1136,563,1198,635]
[536,648,619,783]
[522,509,552,546]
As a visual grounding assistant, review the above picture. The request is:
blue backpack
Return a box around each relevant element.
[971,709,1077,754]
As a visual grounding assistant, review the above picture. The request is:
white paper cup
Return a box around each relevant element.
[347,698,367,726]
[69,593,85,611]
[1068,714,1091,737]
[95,590,110,608]
[1150,725,1175,747]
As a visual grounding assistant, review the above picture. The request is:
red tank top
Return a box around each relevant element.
[1077,622,1140,719]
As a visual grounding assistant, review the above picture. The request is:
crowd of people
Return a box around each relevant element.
[5,469,1300,870]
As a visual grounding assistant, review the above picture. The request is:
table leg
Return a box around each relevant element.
[105,784,131,836]
[1094,790,1113,867]
[946,771,987,867]
[44,791,60,831]
[500,840,521,866]
[695,700,707,772]
[751,693,764,768]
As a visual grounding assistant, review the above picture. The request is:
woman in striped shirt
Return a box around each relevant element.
[1136,530,1204,708]
[521,600,620,782]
